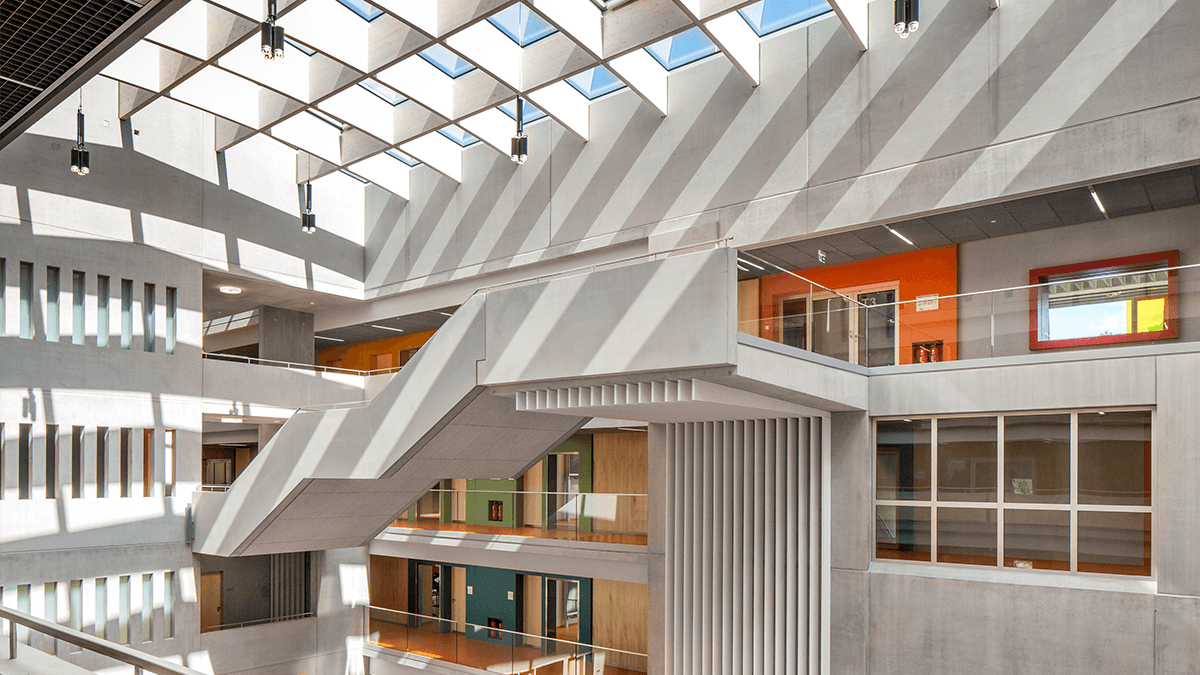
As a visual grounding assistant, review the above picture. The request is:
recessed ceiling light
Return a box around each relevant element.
[316,335,345,342]
[220,417,242,423]
[371,324,405,333]
[438,311,453,317]
[219,286,242,295]
[885,226,916,247]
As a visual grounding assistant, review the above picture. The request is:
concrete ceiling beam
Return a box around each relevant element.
[828,0,869,52]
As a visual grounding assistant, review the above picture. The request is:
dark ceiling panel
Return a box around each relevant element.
[961,204,1023,238]
[1003,195,1061,231]
[316,307,455,346]
[821,232,884,260]
[1093,176,1151,219]
[788,239,854,268]
[891,220,953,249]
[853,226,913,256]
[0,0,139,128]
[1143,170,1198,211]
[1047,188,1105,226]
[923,211,988,243]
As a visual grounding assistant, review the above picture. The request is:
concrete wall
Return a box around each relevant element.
[360,0,1200,304]
[958,205,1200,359]
[257,306,315,365]
[830,349,1200,675]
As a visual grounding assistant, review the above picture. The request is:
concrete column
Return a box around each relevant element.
[257,306,315,365]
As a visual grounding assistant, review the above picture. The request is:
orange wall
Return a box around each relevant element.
[757,245,958,364]
[318,329,436,370]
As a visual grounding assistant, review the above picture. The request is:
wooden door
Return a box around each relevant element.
[200,572,223,632]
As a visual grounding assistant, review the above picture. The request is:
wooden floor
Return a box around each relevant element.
[391,520,648,546]
[369,620,644,675]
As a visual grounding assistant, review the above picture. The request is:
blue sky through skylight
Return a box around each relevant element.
[565,66,626,100]
[419,44,476,78]
[488,3,557,47]
[335,0,384,21]
[284,37,315,56]
[499,99,547,124]
[359,79,406,105]
[739,0,832,37]
[438,126,480,147]
[645,27,718,70]
[386,149,420,166]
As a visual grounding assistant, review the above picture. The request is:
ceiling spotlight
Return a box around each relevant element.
[894,0,919,38]
[218,285,243,295]
[261,0,285,60]
[301,181,316,234]
[70,100,90,176]
[510,98,528,165]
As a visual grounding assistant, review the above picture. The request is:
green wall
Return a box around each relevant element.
[465,478,518,527]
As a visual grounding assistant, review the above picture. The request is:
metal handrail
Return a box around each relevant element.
[201,352,404,377]
[0,605,203,675]
[200,611,315,633]
[419,489,649,498]
[740,255,1200,316]
[366,606,648,659]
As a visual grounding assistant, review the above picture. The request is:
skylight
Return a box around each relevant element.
[335,0,384,21]
[284,37,316,57]
[386,148,420,166]
[739,0,832,37]
[565,66,626,100]
[499,99,547,124]
[308,109,345,131]
[359,79,406,105]
[645,27,719,70]
[418,44,476,78]
[488,3,557,47]
[438,126,480,147]
[340,168,369,183]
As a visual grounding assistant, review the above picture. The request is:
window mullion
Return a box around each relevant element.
[930,418,938,563]
[1070,412,1079,573]
[997,415,1005,568]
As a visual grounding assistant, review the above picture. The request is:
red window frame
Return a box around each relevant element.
[1029,250,1179,351]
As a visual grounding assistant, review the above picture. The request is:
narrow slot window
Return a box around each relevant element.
[143,429,154,497]
[165,287,177,355]
[44,583,57,626]
[69,580,83,631]
[71,426,84,498]
[0,423,4,500]
[19,261,33,339]
[17,584,30,614]
[18,423,31,499]
[46,266,60,341]
[97,275,110,348]
[72,271,85,345]
[120,428,131,498]
[118,575,131,644]
[143,283,155,352]
[164,429,176,497]
[96,427,108,498]
[141,573,153,642]
[120,279,132,350]
[163,571,175,639]
[45,424,57,499]
[95,578,108,639]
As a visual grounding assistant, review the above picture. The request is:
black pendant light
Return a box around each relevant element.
[510,98,528,165]
[70,94,90,176]
[894,0,919,38]
[261,0,285,60]
[301,180,316,234]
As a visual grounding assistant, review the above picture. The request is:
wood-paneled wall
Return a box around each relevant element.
[593,432,648,534]
[521,460,543,527]
[737,279,761,337]
[451,566,466,625]
[593,579,648,670]
[369,555,407,611]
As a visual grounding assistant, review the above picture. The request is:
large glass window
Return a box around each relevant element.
[1030,251,1178,350]
[875,410,1152,576]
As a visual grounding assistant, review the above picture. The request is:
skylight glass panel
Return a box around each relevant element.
[340,169,370,183]
[565,66,626,100]
[386,148,420,166]
[284,37,316,57]
[308,109,345,131]
[739,0,832,37]
[418,44,476,78]
[359,79,407,105]
[499,99,547,124]
[335,0,384,21]
[487,3,557,47]
[645,27,719,70]
[438,126,480,147]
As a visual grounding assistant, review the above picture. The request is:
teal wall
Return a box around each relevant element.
[464,565,518,645]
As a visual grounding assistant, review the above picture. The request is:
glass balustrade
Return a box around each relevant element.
[389,490,648,546]
[365,606,647,675]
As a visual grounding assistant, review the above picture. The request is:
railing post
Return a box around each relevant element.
[8,619,16,659]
